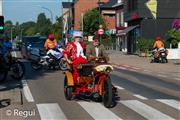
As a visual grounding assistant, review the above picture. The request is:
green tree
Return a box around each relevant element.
[82,8,107,36]
[4,20,14,40]
[168,29,180,47]
[20,21,36,36]
[36,13,52,35]
[50,16,63,40]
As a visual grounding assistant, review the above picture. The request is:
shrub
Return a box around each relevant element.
[137,37,153,52]
[167,29,180,47]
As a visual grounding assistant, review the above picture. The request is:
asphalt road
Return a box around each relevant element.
[1,58,179,120]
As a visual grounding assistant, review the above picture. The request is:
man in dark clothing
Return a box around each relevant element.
[86,35,109,62]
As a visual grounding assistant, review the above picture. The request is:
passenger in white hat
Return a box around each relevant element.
[64,31,87,83]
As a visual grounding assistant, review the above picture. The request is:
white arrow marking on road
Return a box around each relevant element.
[78,102,123,120]
[157,74,167,78]
[114,66,127,70]
[174,78,180,81]
[115,85,124,90]
[156,99,180,110]
[37,103,67,120]
[22,80,34,102]
[133,94,148,100]
[120,100,175,120]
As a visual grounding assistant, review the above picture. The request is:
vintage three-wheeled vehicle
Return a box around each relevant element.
[64,58,114,108]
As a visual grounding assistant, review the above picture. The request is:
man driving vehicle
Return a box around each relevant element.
[86,35,109,62]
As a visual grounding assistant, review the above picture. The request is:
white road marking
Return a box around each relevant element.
[157,74,167,78]
[131,67,140,70]
[172,74,180,78]
[120,100,175,120]
[115,85,124,90]
[116,66,127,70]
[37,103,67,120]
[22,80,34,102]
[122,65,130,68]
[156,99,180,110]
[78,101,123,120]
[133,94,147,100]
[174,78,180,81]
[128,69,137,72]
[143,70,153,74]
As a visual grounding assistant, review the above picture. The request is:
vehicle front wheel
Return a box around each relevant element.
[0,71,8,82]
[103,77,112,108]
[31,61,42,70]
[59,59,67,71]
[10,61,25,80]
[64,75,73,100]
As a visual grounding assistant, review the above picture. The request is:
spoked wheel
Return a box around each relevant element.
[59,59,67,71]
[31,61,42,70]
[103,77,112,108]
[64,75,73,100]
[0,71,8,82]
[10,61,25,80]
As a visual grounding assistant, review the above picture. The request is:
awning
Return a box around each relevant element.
[116,25,139,36]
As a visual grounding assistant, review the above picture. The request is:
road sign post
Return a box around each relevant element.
[98,28,104,43]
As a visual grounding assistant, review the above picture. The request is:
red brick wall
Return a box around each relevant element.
[74,0,109,29]
[103,15,116,29]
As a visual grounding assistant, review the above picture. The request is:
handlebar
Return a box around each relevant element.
[89,56,107,63]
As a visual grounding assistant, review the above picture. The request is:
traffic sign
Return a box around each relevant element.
[98,28,104,35]
[0,16,4,33]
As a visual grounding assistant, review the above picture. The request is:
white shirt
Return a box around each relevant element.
[95,47,99,57]
[75,42,84,58]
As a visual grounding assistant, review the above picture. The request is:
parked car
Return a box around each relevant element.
[21,36,46,59]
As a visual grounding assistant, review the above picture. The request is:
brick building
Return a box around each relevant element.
[73,0,109,29]
[62,0,118,31]
[100,0,117,29]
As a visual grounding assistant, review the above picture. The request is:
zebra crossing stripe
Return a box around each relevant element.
[22,79,34,102]
[78,101,123,120]
[120,100,175,120]
[37,103,67,120]
[133,94,147,100]
[156,99,180,110]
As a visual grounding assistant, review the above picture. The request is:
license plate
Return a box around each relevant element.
[161,53,165,55]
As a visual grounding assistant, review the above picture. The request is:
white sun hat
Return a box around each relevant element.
[73,31,83,38]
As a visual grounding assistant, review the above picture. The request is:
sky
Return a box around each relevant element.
[2,0,71,24]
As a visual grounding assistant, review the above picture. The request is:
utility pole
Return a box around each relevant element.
[81,13,84,32]
[98,0,101,26]
[41,6,53,23]
[68,0,71,31]
[11,27,14,42]
[0,0,2,16]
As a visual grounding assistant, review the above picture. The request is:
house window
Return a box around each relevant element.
[128,0,137,12]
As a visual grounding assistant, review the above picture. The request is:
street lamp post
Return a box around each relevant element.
[20,29,23,42]
[11,27,14,42]
[41,6,53,23]
[98,0,101,26]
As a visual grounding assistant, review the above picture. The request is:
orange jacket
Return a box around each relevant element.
[44,39,58,50]
[153,40,164,49]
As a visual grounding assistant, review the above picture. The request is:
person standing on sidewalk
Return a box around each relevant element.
[86,35,109,62]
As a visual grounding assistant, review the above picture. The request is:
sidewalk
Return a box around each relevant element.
[108,50,180,73]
